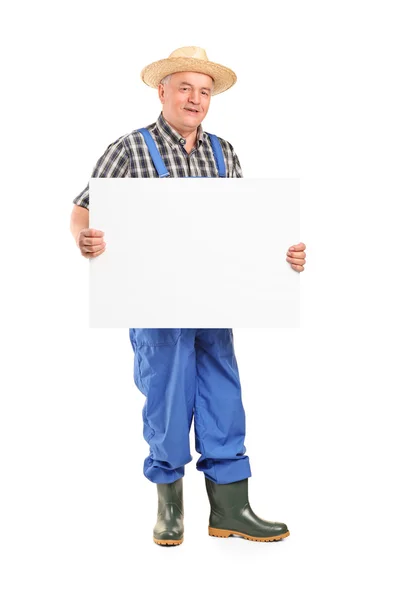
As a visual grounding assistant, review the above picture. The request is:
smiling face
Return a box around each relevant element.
[158,71,213,136]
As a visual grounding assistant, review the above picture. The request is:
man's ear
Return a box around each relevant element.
[158,84,165,104]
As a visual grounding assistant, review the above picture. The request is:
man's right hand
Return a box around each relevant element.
[76,228,106,259]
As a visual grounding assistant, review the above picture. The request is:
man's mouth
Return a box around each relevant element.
[184,108,199,113]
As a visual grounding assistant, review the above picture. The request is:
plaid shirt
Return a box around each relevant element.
[73,112,243,209]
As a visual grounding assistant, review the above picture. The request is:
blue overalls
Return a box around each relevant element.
[129,128,251,485]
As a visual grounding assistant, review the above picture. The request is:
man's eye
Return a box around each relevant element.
[201,91,209,96]
[181,87,188,91]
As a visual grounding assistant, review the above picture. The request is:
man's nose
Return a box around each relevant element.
[188,89,201,104]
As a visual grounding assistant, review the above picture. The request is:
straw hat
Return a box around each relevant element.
[141,46,237,96]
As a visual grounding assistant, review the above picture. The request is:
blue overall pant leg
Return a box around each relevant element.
[129,328,251,484]
[193,329,251,483]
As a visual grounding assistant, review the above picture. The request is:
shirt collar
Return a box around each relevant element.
[156,112,205,148]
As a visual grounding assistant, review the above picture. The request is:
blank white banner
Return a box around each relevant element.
[89,178,300,328]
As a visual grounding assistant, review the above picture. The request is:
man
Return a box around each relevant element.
[70,46,306,546]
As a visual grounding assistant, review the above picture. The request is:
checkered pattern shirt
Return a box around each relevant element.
[72,112,243,209]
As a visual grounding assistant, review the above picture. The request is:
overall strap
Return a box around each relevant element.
[138,128,170,177]
[139,128,226,178]
[207,133,226,178]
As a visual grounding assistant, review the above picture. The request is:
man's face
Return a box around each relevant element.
[158,71,213,132]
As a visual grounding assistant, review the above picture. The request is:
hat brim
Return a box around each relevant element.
[141,57,237,96]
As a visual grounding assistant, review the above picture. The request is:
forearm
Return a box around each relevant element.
[70,206,89,244]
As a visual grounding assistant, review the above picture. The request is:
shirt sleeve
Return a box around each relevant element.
[232,148,243,178]
[72,137,129,209]
[219,138,243,178]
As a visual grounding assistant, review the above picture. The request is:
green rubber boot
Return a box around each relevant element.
[205,477,290,542]
[153,478,184,546]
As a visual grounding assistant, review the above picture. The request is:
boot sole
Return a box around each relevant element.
[209,527,290,542]
[153,537,183,546]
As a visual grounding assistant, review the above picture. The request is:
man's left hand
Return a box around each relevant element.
[286,242,306,272]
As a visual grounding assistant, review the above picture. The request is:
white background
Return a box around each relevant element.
[1,1,399,599]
